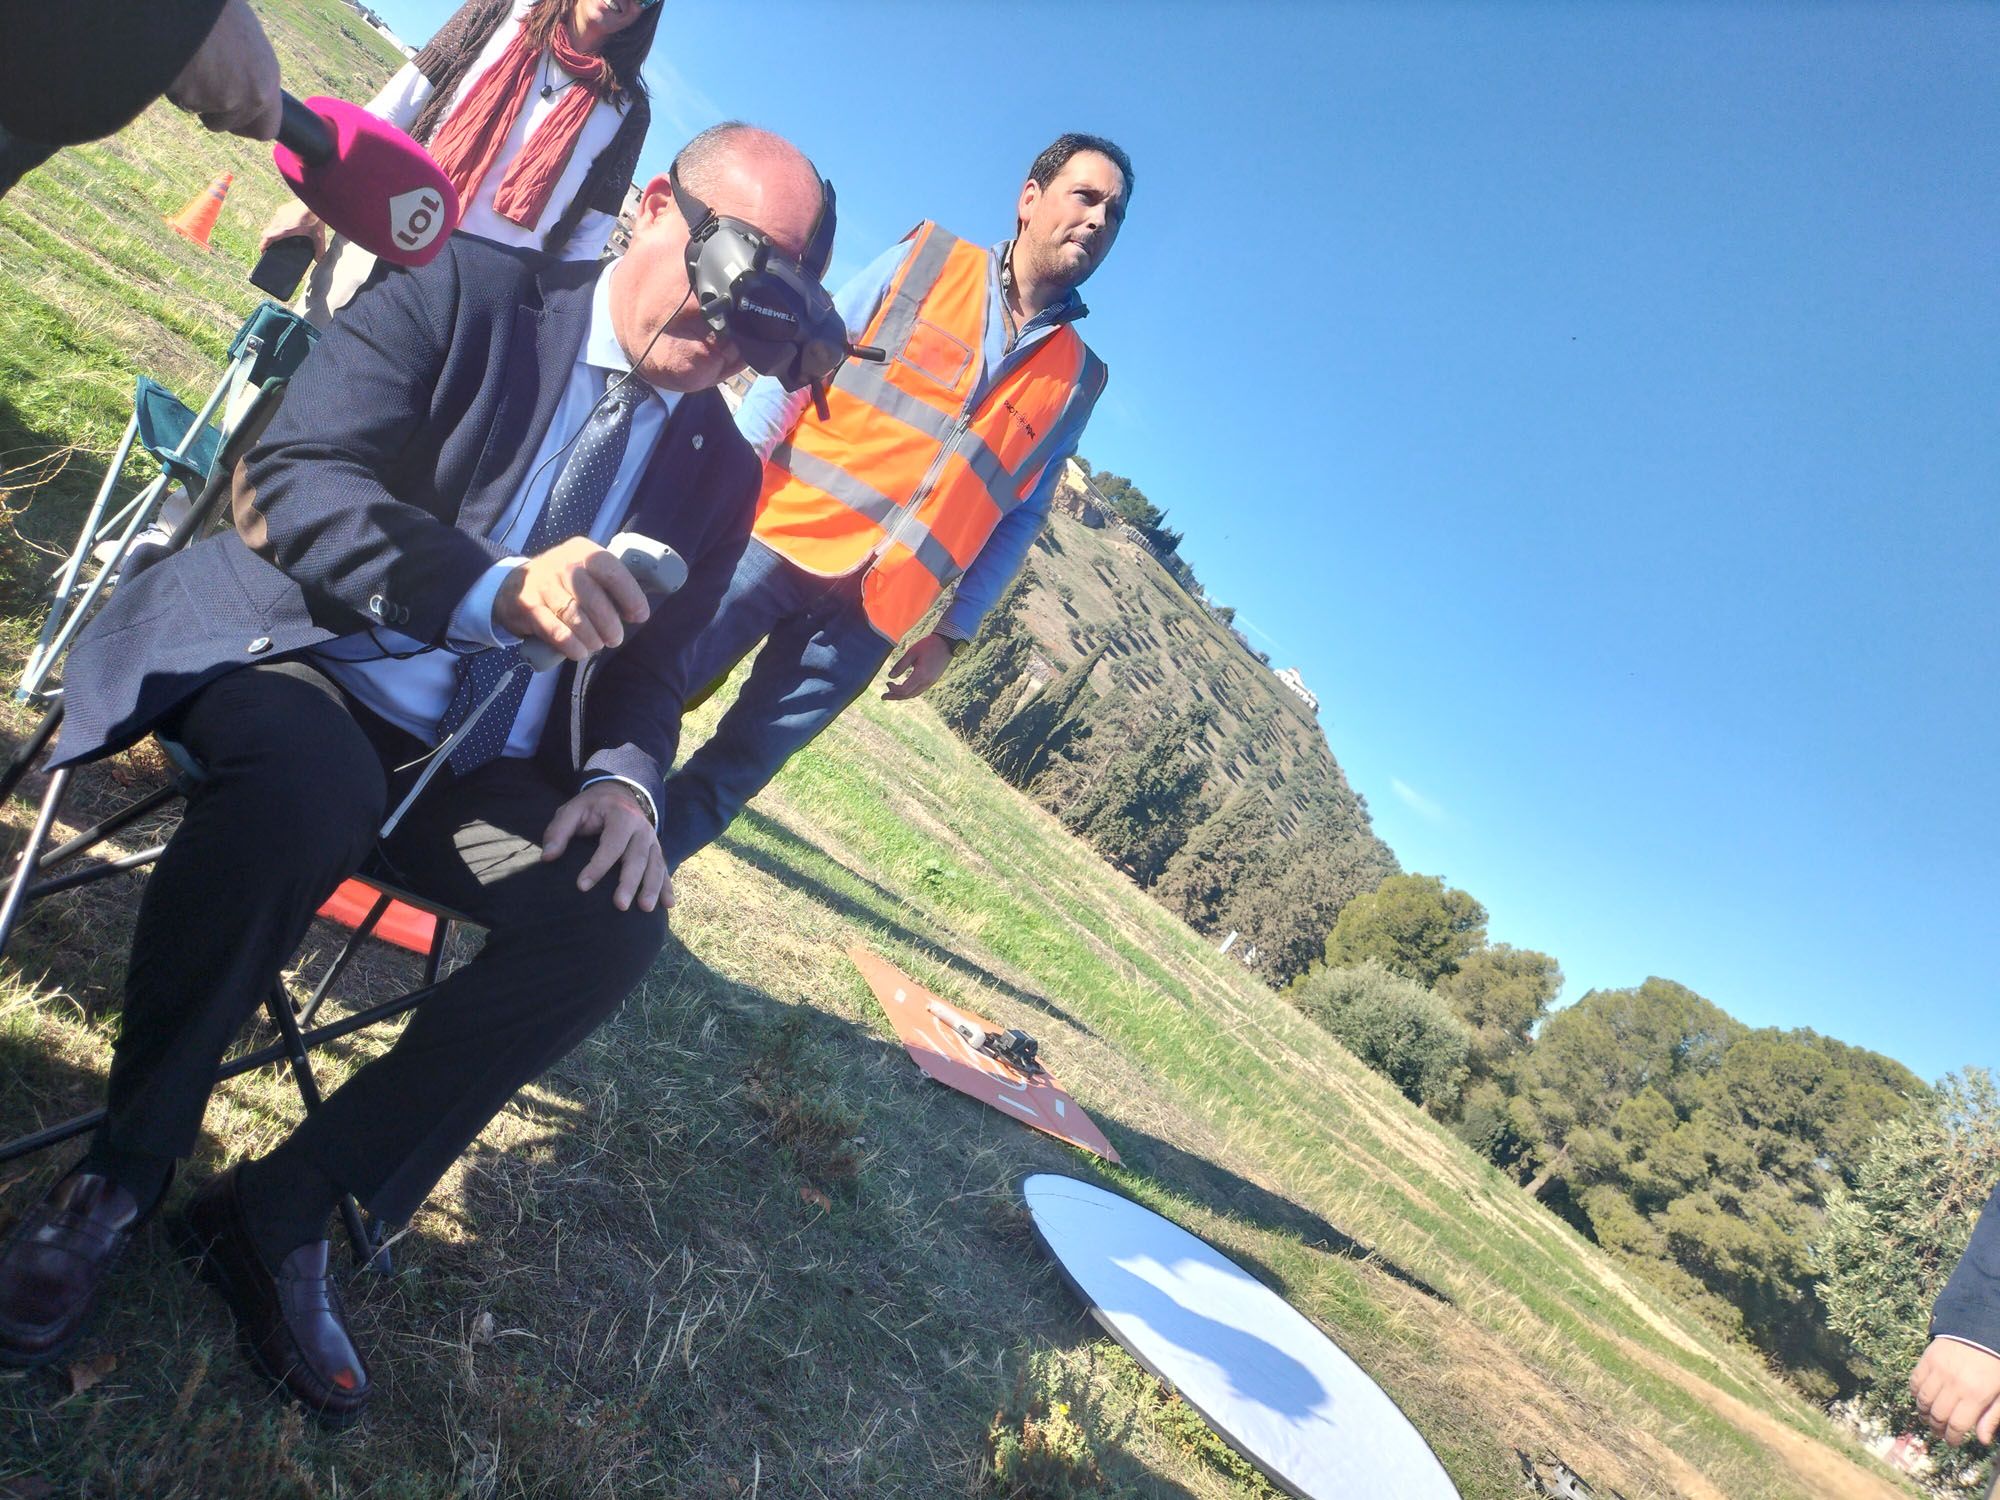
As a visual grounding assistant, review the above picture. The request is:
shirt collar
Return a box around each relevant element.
[992,239,1089,328]
[588,260,679,416]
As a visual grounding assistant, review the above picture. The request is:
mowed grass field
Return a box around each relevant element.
[0,6,1925,1497]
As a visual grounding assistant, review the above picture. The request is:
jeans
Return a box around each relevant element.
[658,538,893,869]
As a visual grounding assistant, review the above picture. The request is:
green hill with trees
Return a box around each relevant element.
[927,468,1398,984]
[924,474,1987,1464]
[1281,868,1987,1477]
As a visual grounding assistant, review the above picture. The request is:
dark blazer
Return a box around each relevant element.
[53,236,759,822]
[1934,1182,2000,1356]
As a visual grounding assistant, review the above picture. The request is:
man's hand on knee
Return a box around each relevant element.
[1911,1336,2000,1446]
[541,783,671,913]
[496,539,651,665]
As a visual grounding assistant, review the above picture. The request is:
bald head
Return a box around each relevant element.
[611,122,828,391]
[670,121,825,263]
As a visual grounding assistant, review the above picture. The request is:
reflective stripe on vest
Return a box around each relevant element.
[755,221,1107,643]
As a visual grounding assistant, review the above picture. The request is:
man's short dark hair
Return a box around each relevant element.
[1027,133,1135,205]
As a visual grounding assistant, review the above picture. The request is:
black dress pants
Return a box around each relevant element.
[97,660,668,1224]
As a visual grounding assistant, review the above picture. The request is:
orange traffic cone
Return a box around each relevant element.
[166,172,233,249]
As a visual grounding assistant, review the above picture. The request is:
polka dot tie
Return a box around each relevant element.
[438,378,642,777]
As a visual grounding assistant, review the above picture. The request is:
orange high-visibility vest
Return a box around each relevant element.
[754,221,1108,643]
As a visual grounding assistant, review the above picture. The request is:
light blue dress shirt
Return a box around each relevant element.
[731,238,1098,642]
[314,261,679,764]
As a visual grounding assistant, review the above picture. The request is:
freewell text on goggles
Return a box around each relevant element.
[669,161,883,404]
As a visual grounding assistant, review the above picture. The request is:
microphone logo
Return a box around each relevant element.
[389,188,446,253]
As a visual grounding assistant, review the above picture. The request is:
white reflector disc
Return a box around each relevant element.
[1022,1174,1459,1499]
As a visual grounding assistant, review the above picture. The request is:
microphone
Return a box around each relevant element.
[272,93,459,267]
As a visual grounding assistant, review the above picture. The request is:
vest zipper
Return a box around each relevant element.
[885,410,972,556]
[879,321,1051,560]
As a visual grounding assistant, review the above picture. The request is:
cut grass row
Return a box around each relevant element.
[765,697,1904,1496]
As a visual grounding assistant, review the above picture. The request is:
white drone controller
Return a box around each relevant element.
[522,531,688,672]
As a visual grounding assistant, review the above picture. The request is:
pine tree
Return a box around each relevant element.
[987,644,1107,786]
[1031,687,1139,822]
[1062,702,1215,885]
[1817,1070,1998,1445]
[927,570,1034,747]
[1154,791,1280,933]
[1224,802,1399,984]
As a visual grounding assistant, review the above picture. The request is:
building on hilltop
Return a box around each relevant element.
[1051,458,1106,527]
[1273,666,1318,715]
[1114,519,1164,559]
[344,0,414,56]
[605,181,644,258]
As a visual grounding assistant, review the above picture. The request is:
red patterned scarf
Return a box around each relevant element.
[426,19,613,230]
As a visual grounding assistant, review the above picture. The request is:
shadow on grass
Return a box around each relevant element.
[721,807,1100,1038]
[660,921,1448,1312]
[0,389,114,620]
[0,819,1399,1497]
[632,935,1214,1499]
[715,809,1445,1306]
[1096,1117,1453,1307]
[0,1021,114,1207]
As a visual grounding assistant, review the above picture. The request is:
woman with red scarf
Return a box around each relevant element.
[261,0,663,323]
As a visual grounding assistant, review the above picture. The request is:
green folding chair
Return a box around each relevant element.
[18,301,320,704]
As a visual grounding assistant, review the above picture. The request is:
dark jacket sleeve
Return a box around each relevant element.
[231,244,506,645]
[578,414,760,815]
[0,0,229,145]
[410,0,513,86]
[587,98,647,215]
[1933,1182,2000,1355]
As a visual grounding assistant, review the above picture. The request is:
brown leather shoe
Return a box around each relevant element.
[0,1171,144,1368]
[176,1167,371,1425]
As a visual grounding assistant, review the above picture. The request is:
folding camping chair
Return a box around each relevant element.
[17,301,321,705]
[0,299,475,1270]
[0,721,482,1271]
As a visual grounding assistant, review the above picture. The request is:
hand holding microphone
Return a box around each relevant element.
[157,7,459,263]
[166,0,283,140]
[496,534,689,674]
[249,91,460,297]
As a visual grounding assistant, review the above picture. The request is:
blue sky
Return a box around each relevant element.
[372,0,1997,1086]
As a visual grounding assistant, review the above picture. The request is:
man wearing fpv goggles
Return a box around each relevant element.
[645,132,1132,876]
[0,123,838,1422]
[672,157,879,407]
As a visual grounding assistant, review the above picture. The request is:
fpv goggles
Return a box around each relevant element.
[670,161,881,403]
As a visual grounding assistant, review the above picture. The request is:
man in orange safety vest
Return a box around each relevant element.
[650,132,1133,877]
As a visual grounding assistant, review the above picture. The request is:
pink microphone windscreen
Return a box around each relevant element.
[273,96,459,268]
